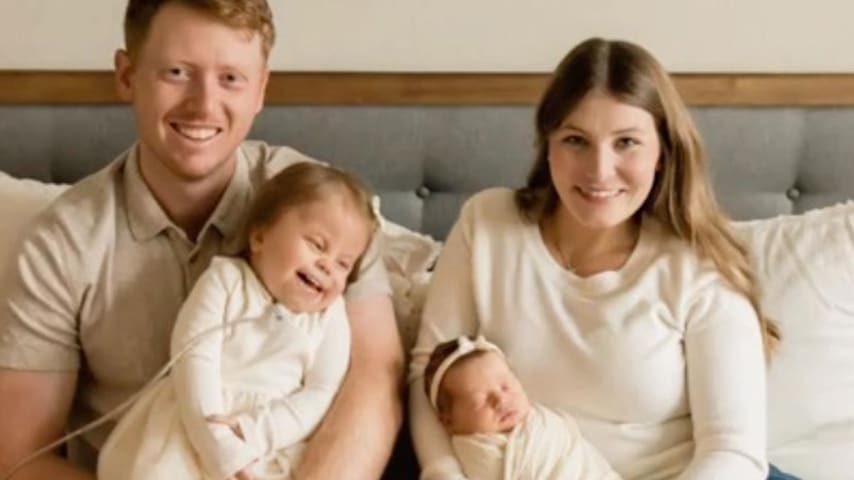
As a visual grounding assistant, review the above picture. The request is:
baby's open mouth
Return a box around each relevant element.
[297,271,323,293]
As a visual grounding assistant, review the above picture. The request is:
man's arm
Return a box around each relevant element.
[0,369,93,480]
[294,294,404,480]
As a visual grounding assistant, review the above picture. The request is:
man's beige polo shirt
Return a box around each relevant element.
[0,141,390,465]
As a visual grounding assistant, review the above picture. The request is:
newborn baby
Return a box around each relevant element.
[424,335,622,480]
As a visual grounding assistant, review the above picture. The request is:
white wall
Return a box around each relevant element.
[0,0,849,72]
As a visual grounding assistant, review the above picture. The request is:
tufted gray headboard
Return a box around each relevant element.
[3,105,854,240]
[3,101,854,480]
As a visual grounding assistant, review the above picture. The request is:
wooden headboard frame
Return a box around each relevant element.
[2,72,854,106]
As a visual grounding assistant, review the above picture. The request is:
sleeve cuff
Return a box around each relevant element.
[202,423,261,479]
[0,340,79,371]
[233,409,282,456]
[419,459,469,480]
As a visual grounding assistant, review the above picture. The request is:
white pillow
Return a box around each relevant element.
[0,172,68,270]
[734,201,854,480]
[373,199,442,356]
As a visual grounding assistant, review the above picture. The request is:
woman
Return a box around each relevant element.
[409,38,793,480]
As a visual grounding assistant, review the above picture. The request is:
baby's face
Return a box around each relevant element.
[249,194,371,313]
[439,352,531,435]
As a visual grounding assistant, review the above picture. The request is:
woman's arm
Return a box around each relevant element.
[234,299,351,453]
[677,283,768,480]
[170,260,259,479]
[409,200,482,480]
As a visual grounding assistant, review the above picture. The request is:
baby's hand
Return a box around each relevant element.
[206,415,256,478]
[206,414,245,440]
[232,466,255,480]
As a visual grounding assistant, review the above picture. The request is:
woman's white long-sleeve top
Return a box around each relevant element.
[409,188,767,480]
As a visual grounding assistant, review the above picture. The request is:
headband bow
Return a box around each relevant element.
[428,335,503,410]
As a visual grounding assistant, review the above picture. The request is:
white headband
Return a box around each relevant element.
[428,335,503,410]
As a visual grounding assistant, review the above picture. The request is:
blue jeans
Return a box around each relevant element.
[768,464,800,480]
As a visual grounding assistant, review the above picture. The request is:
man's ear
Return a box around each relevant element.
[114,49,135,102]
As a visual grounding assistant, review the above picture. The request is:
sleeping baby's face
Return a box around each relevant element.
[438,352,531,435]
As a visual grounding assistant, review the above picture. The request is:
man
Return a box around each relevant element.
[0,1,403,479]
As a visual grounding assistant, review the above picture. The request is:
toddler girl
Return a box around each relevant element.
[98,162,377,480]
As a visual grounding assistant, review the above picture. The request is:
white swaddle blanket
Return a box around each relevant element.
[452,404,622,480]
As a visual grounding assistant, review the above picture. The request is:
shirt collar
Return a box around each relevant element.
[125,145,172,241]
[207,145,252,242]
[124,143,253,242]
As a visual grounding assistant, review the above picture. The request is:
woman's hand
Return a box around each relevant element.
[206,415,254,479]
